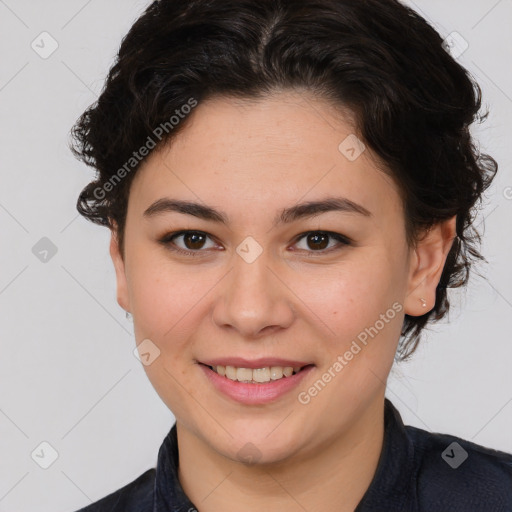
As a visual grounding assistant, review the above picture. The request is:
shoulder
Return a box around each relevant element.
[405,425,512,510]
[71,468,156,512]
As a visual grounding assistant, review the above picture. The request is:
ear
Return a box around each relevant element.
[404,215,456,316]
[109,226,131,313]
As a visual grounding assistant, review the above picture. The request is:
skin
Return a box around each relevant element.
[110,90,456,512]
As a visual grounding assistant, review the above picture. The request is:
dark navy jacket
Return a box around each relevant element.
[74,398,512,511]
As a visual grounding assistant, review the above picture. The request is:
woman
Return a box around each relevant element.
[70,0,512,510]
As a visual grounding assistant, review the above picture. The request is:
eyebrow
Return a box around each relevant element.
[143,196,372,226]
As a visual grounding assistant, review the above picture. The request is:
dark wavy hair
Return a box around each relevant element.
[70,0,497,361]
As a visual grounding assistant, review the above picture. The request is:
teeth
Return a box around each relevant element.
[253,367,270,383]
[270,367,283,380]
[237,367,253,382]
[225,365,237,380]
[212,365,303,383]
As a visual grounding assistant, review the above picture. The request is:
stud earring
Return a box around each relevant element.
[126,311,132,320]
[420,298,427,308]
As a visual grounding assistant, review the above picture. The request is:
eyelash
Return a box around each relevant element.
[158,230,352,258]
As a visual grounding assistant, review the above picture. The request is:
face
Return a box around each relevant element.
[110,90,454,464]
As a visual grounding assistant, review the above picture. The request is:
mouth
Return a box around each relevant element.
[198,361,315,404]
[199,363,314,384]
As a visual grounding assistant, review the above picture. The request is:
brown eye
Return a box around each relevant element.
[181,232,207,250]
[159,230,218,257]
[293,231,351,255]
[305,233,329,250]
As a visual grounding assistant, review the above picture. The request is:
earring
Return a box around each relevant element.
[125,311,132,320]
[420,298,427,308]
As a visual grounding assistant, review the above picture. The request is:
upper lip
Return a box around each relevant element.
[200,357,313,369]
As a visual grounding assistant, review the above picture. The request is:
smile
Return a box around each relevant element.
[208,364,307,384]
[199,363,315,404]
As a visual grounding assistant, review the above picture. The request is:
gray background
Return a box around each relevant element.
[0,0,511,510]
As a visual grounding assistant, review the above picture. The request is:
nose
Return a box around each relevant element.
[211,248,295,339]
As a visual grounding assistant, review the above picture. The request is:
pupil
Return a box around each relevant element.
[308,233,328,250]
[186,232,204,250]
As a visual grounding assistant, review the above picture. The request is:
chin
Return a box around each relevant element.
[217,427,304,465]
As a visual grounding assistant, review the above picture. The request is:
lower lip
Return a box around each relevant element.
[199,364,315,405]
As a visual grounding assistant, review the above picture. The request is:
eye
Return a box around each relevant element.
[292,231,351,256]
[159,230,220,257]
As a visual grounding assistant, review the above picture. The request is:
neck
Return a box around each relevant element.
[177,395,385,512]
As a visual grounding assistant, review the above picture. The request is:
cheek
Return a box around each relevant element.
[292,252,401,341]
[128,251,217,349]
[127,258,210,415]
[299,264,403,389]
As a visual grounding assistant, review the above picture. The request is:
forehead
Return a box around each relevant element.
[129,91,403,225]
